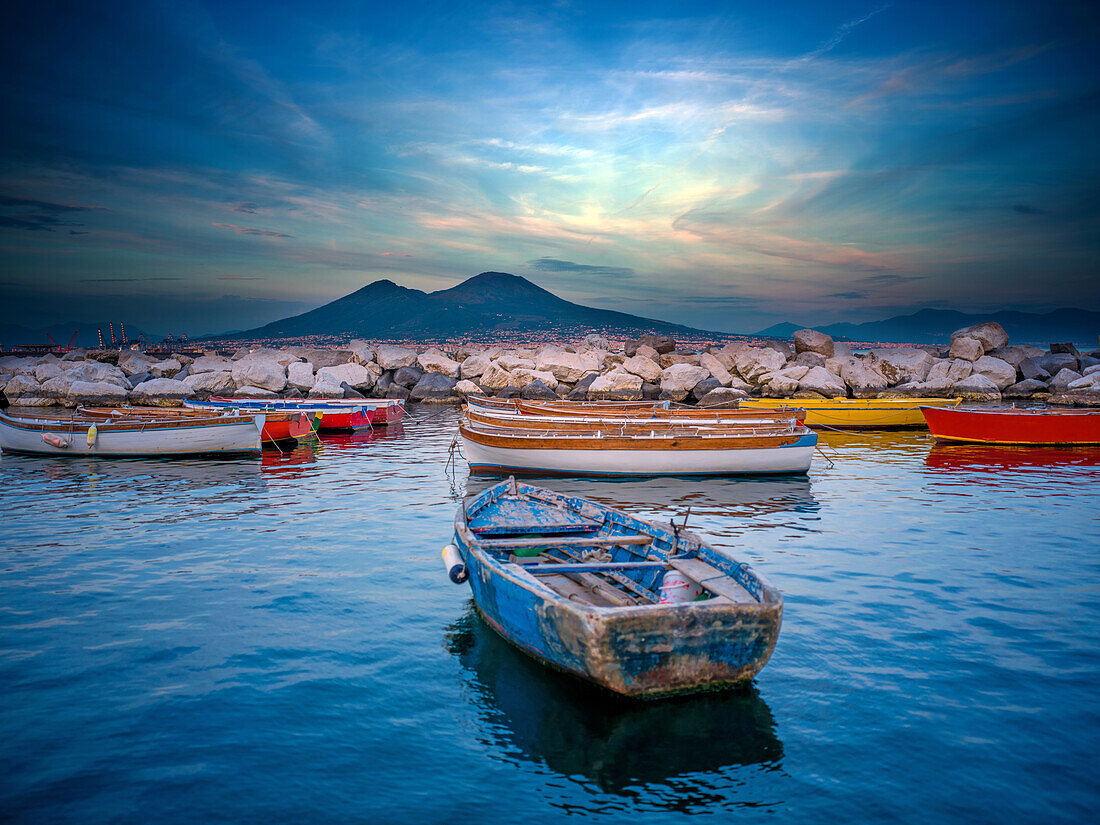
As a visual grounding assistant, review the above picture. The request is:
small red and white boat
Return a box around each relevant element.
[194,397,405,432]
[922,406,1100,445]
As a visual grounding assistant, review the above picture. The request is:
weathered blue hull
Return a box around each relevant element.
[452,481,783,698]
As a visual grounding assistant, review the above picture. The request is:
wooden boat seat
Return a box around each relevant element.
[481,535,653,550]
[669,558,757,604]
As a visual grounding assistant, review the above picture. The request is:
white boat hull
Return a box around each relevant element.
[0,415,264,457]
[460,434,814,476]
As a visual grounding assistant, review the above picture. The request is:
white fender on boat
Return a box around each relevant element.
[442,544,468,584]
[252,413,267,434]
[42,433,70,449]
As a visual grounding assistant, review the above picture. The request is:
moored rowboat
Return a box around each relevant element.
[81,406,313,446]
[466,397,807,425]
[459,419,816,476]
[0,410,264,457]
[445,477,783,698]
[738,396,962,429]
[922,406,1100,445]
[189,397,405,431]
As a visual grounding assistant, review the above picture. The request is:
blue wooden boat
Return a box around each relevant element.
[444,478,783,698]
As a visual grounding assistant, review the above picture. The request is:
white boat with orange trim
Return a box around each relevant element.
[459,418,816,476]
[0,409,264,457]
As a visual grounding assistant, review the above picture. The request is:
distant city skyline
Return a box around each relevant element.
[2,0,1097,336]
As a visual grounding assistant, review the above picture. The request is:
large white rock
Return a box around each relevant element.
[118,353,158,377]
[4,374,52,406]
[231,359,287,392]
[792,329,834,357]
[479,362,513,391]
[149,358,182,378]
[759,372,799,396]
[183,371,235,394]
[622,354,662,383]
[798,366,846,397]
[970,356,1016,391]
[509,368,558,390]
[316,362,377,391]
[635,344,660,362]
[237,348,301,367]
[1068,373,1100,390]
[698,352,735,387]
[418,352,461,379]
[460,354,492,380]
[348,342,376,365]
[587,371,643,400]
[286,361,316,391]
[235,385,278,398]
[951,373,1001,401]
[376,345,418,370]
[309,373,345,398]
[0,356,38,375]
[948,336,984,362]
[496,354,536,372]
[34,362,63,383]
[190,355,233,374]
[926,358,973,384]
[535,349,591,383]
[454,379,485,396]
[709,343,749,373]
[1049,368,1083,393]
[130,378,194,406]
[734,348,787,383]
[838,358,889,398]
[869,348,934,384]
[660,364,711,400]
[67,381,128,404]
[950,322,1008,353]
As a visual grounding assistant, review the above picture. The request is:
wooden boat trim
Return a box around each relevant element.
[0,411,259,433]
[460,422,812,451]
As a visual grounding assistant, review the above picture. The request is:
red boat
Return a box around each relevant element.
[204,398,405,432]
[261,412,314,445]
[922,406,1100,445]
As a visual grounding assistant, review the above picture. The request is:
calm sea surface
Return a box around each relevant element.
[2,406,1098,823]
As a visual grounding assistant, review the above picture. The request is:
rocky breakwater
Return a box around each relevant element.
[4,327,1099,410]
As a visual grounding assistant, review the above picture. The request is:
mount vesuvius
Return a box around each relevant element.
[214,272,710,340]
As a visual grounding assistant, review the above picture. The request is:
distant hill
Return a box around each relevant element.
[0,321,164,350]
[214,271,711,340]
[755,308,1100,346]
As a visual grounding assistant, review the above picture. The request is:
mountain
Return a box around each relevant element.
[0,321,165,349]
[215,272,709,340]
[755,308,1100,346]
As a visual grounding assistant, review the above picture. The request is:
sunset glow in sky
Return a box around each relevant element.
[1,0,1097,335]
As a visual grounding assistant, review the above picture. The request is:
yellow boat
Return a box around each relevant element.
[737,397,962,429]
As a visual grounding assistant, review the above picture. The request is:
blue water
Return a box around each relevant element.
[2,407,1099,823]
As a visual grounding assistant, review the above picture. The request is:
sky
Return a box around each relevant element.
[1,0,1097,337]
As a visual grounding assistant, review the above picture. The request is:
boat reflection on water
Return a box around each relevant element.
[260,440,319,477]
[315,423,408,452]
[462,473,817,524]
[0,451,267,499]
[926,442,1100,472]
[446,607,784,813]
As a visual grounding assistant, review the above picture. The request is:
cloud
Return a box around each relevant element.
[229,201,260,213]
[78,277,184,283]
[1011,204,1045,215]
[804,4,892,61]
[528,257,635,278]
[215,274,265,280]
[212,222,293,238]
[824,291,866,299]
[0,195,104,232]
[0,196,102,213]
